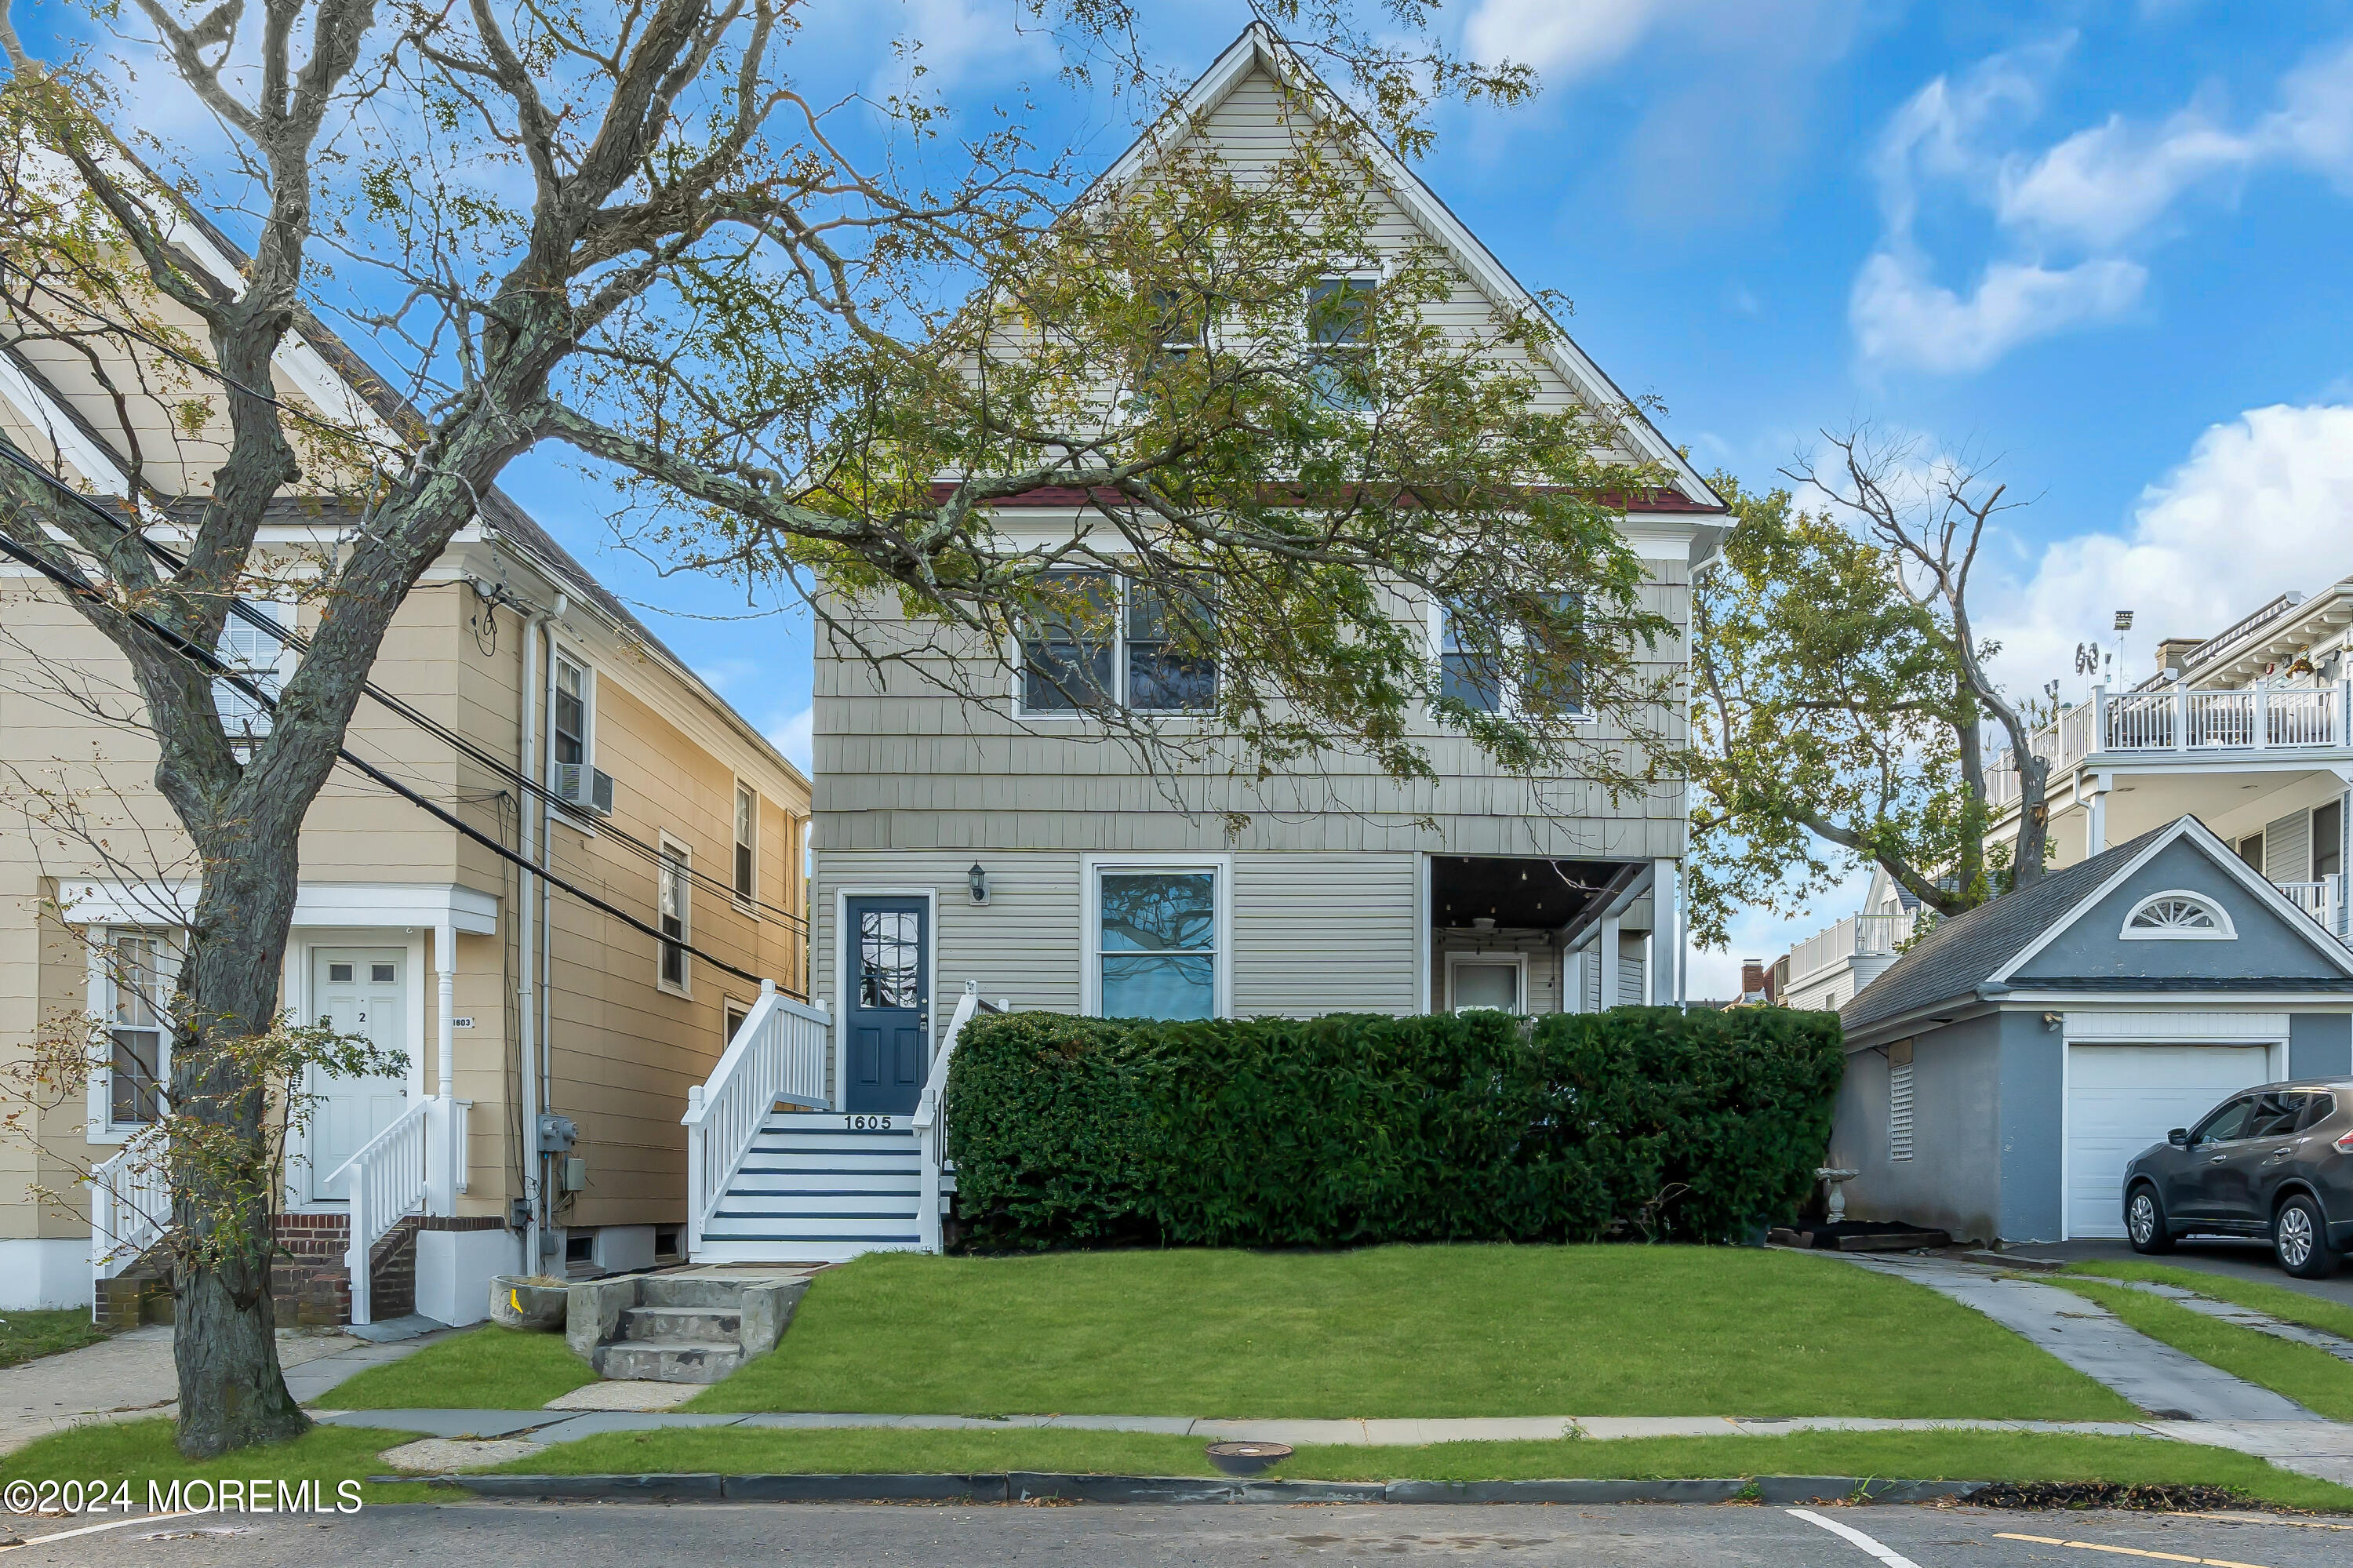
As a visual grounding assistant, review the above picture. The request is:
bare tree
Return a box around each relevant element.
[0,1,1677,1456]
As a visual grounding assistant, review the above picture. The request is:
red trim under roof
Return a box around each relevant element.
[922,482,1726,514]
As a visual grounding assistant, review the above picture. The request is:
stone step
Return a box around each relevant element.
[637,1275,760,1311]
[621,1304,741,1344]
[595,1338,744,1384]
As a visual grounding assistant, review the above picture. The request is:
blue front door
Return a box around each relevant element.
[845,897,928,1115]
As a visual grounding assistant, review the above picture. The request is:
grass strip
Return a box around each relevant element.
[2052,1279,2353,1422]
[0,1308,108,1370]
[321,1325,596,1410]
[686,1246,2137,1421]
[480,1426,2353,1511]
[0,1419,438,1503]
[2058,1261,2353,1343]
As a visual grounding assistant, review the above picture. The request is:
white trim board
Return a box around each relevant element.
[56,879,499,934]
[2061,1010,2291,1043]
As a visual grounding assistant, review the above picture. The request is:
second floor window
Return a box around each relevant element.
[213,604,288,755]
[1021,573,1217,715]
[553,657,589,772]
[1307,275,1376,413]
[1435,595,1585,719]
[659,842,691,991]
[734,784,758,902]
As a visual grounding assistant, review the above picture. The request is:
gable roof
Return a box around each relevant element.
[1839,813,2353,1038]
[1091,24,1722,512]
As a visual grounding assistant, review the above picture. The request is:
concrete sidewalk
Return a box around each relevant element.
[0,1320,454,1456]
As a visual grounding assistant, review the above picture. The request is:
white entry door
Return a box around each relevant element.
[308,948,411,1196]
[2065,1042,2271,1237]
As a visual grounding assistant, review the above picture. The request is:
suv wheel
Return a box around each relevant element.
[2272,1193,2343,1280]
[2126,1184,2174,1254]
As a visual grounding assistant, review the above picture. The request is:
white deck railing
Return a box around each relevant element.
[914,983,988,1255]
[682,979,831,1261]
[2273,879,2344,938]
[1988,679,2353,809]
[1786,912,1918,987]
[89,1141,170,1301]
[324,1099,431,1326]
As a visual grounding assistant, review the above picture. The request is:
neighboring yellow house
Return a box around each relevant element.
[0,176,809,1322]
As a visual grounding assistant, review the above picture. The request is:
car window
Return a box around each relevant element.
[2191,1096,2257,1144]
[2298,1093,2337,1132]
[2245,1093,2303,1138]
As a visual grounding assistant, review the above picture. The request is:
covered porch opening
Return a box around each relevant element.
[1427,856,1677,1014]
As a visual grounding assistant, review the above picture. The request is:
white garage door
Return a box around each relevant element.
[2066,1043,2271,1238]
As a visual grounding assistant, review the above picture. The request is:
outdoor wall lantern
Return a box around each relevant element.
[969,862,991,905]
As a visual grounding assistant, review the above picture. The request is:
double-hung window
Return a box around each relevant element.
[552,655,591,776]
[213,603,289,756]
[658,839,691,993]
[1093,867,1220,1020]
[104,932,169,1126]
[1021,573,1216,715]
[1434,594,1586,719]
[1307,275,1376,412]
[733,783,758,905]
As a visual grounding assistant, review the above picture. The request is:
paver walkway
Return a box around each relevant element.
[0,1320,454,1455]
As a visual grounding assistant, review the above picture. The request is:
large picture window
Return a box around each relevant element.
[1021,573,1215,715]
[1095,868,1219,1020]
[105,932,169,1125]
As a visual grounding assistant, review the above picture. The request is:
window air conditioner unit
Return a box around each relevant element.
[552,762,614,817]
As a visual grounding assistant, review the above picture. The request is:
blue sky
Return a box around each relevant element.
[43,1,2353,992]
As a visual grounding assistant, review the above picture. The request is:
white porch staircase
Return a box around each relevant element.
[682,979,986,1264]
[694,1114,928,1264]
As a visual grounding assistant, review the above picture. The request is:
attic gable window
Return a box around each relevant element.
[2121,891,2236,940]
[1306,275,1376,412]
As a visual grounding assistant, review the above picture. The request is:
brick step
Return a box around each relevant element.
[621,1304,741,1344]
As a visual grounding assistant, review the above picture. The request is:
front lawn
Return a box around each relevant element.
[483,1426,2353,1511]
[0,1308,107,1369]
[321,1324,597,1410]
[0,1418,436,1504]
[686,1245,2140,1421]
[2053,1279,2353,1423]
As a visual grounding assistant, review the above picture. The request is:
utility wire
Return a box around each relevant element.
[0,438,809,933]
[0,522,791,994]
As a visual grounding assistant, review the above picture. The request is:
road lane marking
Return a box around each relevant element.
[1994,1532,2273,1568]
[1787,1508,1925,1567]
[0,1513,195,1553]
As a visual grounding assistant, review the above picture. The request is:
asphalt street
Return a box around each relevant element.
[9,1501,2353,1566]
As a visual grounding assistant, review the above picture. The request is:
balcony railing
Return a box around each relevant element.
[1988,680,2353,808]
[1787,911,1920,985]
[2273,879,2345,941]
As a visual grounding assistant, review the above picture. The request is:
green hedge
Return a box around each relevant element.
[944,1006,1844,1250]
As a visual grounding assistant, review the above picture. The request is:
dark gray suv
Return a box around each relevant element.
[2122,1079,2353,1279]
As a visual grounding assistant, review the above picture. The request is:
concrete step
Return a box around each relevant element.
[637,1275,762,1311]
[693,1238,920,1265]
[596,1338,744,1384]
[621,1304,741,1344]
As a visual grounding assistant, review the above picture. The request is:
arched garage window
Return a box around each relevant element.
[2120,891,2236,940]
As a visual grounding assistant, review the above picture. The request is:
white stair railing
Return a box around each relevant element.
[89,1141,171,1306]
[915,982,989,1254]
[323,1100,431,1326]
[682,979,831,1261]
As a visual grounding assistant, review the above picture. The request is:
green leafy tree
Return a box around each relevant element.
[1686,431,2051,949]
[0,1,1674,1455]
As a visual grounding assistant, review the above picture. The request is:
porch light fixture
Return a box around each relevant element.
[968,862,991,905]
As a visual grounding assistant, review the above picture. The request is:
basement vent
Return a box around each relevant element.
[1889,1062,1916,1161]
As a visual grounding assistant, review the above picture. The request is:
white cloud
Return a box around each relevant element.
[873,0,1051,98]
[1854,36,2353,373]
[1984,405,2353,695]
[1464,0,1669,78]
[766,704,815,773]
[1848,251,2144,374]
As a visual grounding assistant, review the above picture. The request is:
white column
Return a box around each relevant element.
[1651,857,1678,1009]
[431,920,458,1214]
[1598,913,1620,1010]
[2085,775,2111,857]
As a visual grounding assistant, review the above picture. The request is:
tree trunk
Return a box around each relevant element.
[2013,755,2051,892]
[169,831,308,1459]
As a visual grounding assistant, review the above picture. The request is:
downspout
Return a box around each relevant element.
[537,598,565,1262]
[517,598,551,1277]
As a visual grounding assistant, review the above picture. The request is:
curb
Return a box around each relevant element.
[379,1472,1990,1506]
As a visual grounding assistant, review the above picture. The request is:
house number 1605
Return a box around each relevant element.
[846,1115,893,1130]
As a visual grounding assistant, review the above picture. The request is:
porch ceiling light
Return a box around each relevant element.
[969,862,991,905]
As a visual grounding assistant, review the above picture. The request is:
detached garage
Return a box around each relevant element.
[1830,815,2353,1245]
